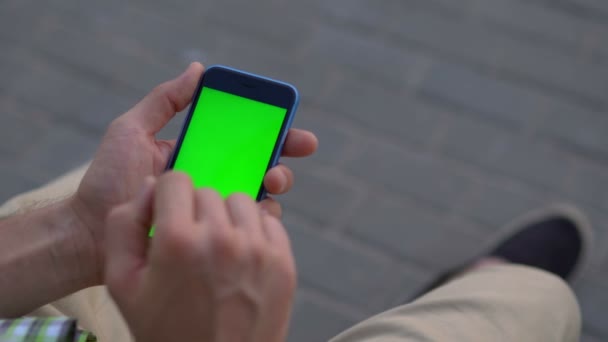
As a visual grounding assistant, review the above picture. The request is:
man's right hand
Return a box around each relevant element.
[104,172,297,342]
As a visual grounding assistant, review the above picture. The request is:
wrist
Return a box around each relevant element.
[63,196,104,287]
[0,198,101,316]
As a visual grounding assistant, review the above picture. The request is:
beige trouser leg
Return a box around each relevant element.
[331,264,581,342]
[0,163,133,342]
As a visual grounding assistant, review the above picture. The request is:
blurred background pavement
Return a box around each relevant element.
[0,0,607,340]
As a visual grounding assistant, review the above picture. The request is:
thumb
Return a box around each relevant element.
[126,62,204,134]
[105,176,157,296]
[157,139,177,171]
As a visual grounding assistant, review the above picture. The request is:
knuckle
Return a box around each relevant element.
[173,172,193,186]
[208,229,240,264]
[228,193,251,203]
[151,82,178,112]
[160,171,193,187]
[197,187,221,200]
[157,223,197,261]
[107,116,141,138]
[151,82,170,97]
[248,242,268,271]
[265,215,287,238]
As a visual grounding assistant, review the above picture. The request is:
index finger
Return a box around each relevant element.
[153,172,196,230]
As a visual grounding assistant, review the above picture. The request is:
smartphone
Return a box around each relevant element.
[166,65,299,200]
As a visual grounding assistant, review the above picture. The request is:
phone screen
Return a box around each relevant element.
[172,86,287,199]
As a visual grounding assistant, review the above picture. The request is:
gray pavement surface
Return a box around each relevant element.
[1,0,607,340]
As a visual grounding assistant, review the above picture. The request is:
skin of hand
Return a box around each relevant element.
[105,173,297,342]
[70,62,318,285]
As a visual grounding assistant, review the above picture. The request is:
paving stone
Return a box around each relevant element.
[387,6,500,66]
[0,163,38,204]
[203,0,317,51]
[581,333,604,342]
[493,36,608,108]
[24,14,178,94]
[420,61,543,127]
[471,0,601,53]
[0,44,31,90]
[387,6,608,107]
[3,53,133,134]
[288,291,359,342]
[0,2,48,44]
[345,141,476,211]
[436,113,572,193]
[207,30,329,102]
[127,0,210,26]
[15,124,97,184]
[436,113,513,164]
[304,24,430,89]
[47,0,214,58]
[325,80,444,149]
[580,206,608,264]
[487,140,574,194]
[574,275,608,337]
[460,178,547,228]
[290,109,356,166]
[318,0,409,31]
[541,99,608,160]
[0,97,53,159]
[566,160,608,210]
[563,0,608,15]
[345,194,485,269]
[288,222,424,311]
[323,77,406,120]
[280,171,360,228]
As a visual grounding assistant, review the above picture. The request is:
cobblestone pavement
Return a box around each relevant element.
[1,0,607,340]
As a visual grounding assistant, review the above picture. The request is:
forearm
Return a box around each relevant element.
[0,198,97,317]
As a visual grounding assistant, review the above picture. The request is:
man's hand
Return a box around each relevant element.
[105,173,296,342]
[71,62,317,284]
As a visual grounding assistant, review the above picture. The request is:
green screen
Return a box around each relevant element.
[172,86,287,199]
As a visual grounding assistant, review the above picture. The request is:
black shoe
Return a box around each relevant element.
[411,204,592,300]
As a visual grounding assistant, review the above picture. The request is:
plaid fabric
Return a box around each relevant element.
[0,317,96,342]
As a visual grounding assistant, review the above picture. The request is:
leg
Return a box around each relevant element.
[0,164,89,217]
[0,163,133,342]
[332,205,590,342]
[331,264,580,342]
